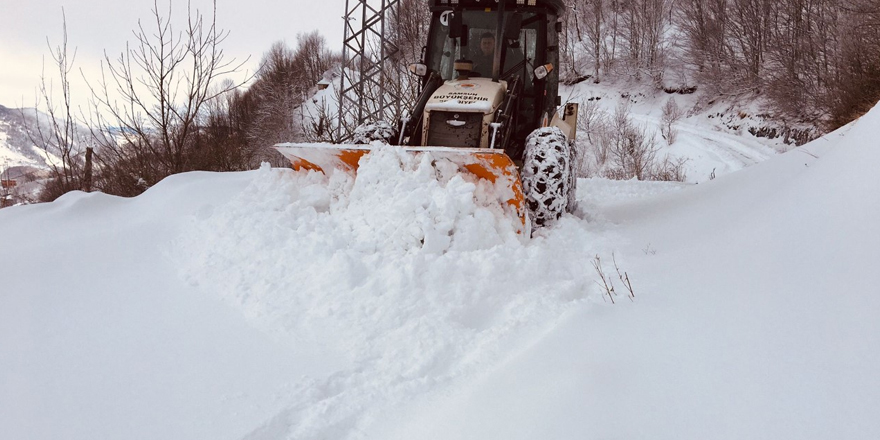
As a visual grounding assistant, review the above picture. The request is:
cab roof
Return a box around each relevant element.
[429,0,566,15]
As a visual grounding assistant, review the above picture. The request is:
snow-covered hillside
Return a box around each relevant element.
[0,105,65,170]
[560,78,810,183]
[1,98,878,440]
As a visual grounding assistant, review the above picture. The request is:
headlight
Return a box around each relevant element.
[534,63,553,80]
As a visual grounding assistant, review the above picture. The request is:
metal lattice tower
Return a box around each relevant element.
[338,0,402,140]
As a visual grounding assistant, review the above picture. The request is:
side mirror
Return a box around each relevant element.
[409,63,428,77]
[534,63,554,80]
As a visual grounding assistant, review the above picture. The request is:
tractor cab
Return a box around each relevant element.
[410,0,564,159]
[427,9,535,81]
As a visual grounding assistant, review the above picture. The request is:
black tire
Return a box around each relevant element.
[521,127,576,229]
[352,120,396,144]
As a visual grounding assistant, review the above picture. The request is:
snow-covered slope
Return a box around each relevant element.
[561,79,805,182]
[376,104,880,440]
[0,172,313,440]
[0,105,64,169]
[2,100,879,439]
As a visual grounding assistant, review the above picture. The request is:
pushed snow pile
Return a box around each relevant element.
[173,145,609,438]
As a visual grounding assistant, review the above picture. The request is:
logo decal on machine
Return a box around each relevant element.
[431,91,489,105]
[455,82,480,90]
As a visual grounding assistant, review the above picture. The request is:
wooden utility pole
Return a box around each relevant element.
[82,147,93,192]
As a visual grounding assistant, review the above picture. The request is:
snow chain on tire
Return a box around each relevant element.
[522,127,576,230]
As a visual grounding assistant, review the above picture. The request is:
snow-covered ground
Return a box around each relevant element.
[2,99,878,439]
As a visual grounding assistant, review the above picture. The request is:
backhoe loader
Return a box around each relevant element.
[277,0,578,233]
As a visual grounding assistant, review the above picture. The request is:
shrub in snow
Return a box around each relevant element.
[577,101,687,182]
[352,120,396,144]
[573,100,606,178]
[602,102,659,181]
[660,97,683,145]
[650,156,689,182]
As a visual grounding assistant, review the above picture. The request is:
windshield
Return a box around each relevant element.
[428,10,539,84]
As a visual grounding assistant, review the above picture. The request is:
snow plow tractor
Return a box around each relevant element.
[276,0,578,233]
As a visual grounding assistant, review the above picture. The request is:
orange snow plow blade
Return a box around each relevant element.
[275,143,527,232]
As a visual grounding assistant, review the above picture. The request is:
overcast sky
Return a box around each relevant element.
[0,0,347,110]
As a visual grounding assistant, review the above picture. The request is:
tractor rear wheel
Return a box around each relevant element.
[521,127,576,229]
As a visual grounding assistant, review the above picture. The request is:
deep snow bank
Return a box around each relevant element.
[5,100,877,440]
[372,103,880,440]
[0,172,313,440]
[173,146,625,438]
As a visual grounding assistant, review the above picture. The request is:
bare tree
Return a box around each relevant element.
[86,0,249,195]
[248,33,340,155]
[676,0,732,90]
[728,0,772,83]
[827,0,880,127]
[294,31,341,87]
[604,0,622,72]
[581,0,606,80]
[565,0,621,79]
[558,0,879,129]
[660,96,682,145]
[22,10,94,202]
[249,41,303,153]
[188,79,260,170]
[602,102,658,180]
[620,0,670,77]
[558,2,583,81]
[388,0,431,109]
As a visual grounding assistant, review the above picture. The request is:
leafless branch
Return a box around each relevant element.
[591,254,616,304]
